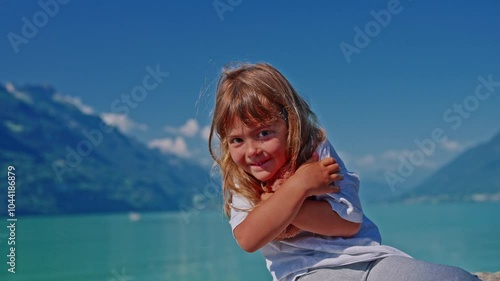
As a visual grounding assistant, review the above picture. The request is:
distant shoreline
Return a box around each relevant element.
[476,272,500,281]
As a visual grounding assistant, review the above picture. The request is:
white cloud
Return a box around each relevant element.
[440,140,464,152]
[164,119,197,137]
[53,94,94,115]
[356,154,376,166]
[179,119,199,137]
[4,82,33,103]
[343,147,444,182]
[148,136,191,158]
[164,126,177,134]
[200,126,211,141]
[164,118,208,139]
[100,113,148,133]
[381,149,411,160]
[344,148,444,172]
[380,149,439,168]
[5,82,15,93]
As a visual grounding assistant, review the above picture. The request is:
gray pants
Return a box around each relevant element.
[297,256,480,281]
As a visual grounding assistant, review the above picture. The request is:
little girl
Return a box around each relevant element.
[208,63,480,281]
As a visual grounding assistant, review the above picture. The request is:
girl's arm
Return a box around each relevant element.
[233,155,340,253]
[234,180,309,252]
[291,199,361,237]
[259,192,361,238]
[291,139,362,237]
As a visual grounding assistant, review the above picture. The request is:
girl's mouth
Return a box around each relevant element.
[251,159,269,167]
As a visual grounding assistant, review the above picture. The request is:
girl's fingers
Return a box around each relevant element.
[320,157,335,166]
[330,185,341,193]
[329,163,340,173]
[322,159,340,172]
[324,163,340,176]
[331,173,344,181]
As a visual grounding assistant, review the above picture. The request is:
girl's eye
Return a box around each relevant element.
[230,138,243,144]
[258,130,271,138]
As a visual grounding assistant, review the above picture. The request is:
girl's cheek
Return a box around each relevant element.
[234,152,245,164]
[228,151,236,162]
[228,150,241,164]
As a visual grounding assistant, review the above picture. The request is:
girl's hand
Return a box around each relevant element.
[291,153,343,197]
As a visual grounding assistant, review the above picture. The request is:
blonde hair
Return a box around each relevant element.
[209,63,325,216]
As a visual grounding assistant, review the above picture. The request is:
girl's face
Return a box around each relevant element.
[227,118,288,182]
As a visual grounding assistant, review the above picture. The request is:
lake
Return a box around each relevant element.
[0,202,498,281]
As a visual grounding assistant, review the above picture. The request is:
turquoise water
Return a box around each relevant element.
[0,202,498,281]
[363,202,500,272]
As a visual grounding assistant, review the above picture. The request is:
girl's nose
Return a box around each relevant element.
[246,141,261,157]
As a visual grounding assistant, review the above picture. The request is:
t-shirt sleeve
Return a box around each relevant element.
[315,139,364,223]
[229,193,253,232]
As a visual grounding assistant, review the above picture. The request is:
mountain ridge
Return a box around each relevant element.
[394,130,500,203]
[0,82,217,216]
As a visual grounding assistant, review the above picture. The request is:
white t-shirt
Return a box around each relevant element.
[229,139,410,281]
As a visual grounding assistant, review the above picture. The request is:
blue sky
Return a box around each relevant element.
[1,0,499,188]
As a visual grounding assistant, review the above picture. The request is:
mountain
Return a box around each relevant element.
[395,131,500,203]
[0,83,218,215]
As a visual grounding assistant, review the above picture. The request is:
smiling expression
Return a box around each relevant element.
[227,118,289,182]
